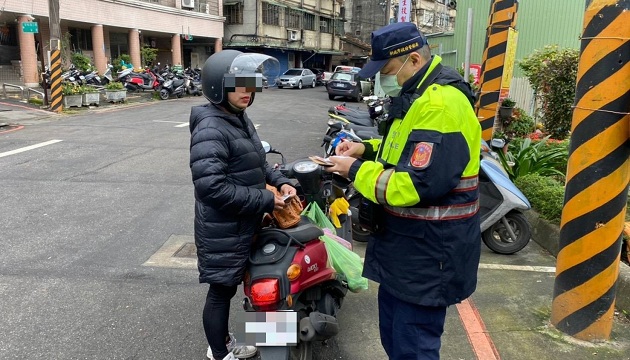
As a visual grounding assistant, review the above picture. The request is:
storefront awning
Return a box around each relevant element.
[317,50,344,55]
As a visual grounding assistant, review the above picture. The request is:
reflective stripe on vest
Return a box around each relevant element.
[375,168,395,204]
[452,175,479,192]
[384,200,479,220]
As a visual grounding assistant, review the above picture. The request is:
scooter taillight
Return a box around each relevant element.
[250,278,280,309]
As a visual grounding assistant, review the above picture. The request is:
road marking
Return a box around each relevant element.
[152,120,188,127]
[479,263,556,273]
[456,298,501,360]
[0,139,63,158]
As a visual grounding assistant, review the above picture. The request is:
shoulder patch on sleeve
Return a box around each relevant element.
[409,142,434,169]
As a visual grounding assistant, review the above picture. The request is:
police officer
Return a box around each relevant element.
[326,22,482,360]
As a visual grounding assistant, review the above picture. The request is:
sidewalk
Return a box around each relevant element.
[0,89,157,130]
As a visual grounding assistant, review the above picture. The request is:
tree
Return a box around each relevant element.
[518,45,579,140]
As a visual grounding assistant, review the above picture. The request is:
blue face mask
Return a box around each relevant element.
[378,56,410,97]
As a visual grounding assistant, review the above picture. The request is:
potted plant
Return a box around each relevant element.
[62,82,84,108]
[104,81,127,103]
[499,97,516,119]
[81,85,100,106]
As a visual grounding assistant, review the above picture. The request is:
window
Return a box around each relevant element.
[422,10,434,27]
[224,3,243,24]
[286,8,302,29]
[262,2,282,26]
[284,69,303,76]
[304,13,315,31]
[69,28,92,51]
[331,72,352,81]
[320,17,333,34]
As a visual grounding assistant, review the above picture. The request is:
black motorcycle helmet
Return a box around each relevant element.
[201,50,279,109]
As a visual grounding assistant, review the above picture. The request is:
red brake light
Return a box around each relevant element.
[250,279,280,307]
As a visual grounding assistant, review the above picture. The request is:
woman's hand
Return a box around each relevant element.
[273,195,287,211]
[324,156,357,178]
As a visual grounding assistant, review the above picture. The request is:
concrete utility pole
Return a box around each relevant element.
[47,0,62,113]
[474,0,518,141]
[551,0,630,341]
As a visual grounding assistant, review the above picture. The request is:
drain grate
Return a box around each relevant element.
[173,243,197,258]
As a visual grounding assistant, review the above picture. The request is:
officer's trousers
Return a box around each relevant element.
[378,286,447,360]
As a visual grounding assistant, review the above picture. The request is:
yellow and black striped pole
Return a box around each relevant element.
[474,0,518,141]
[48,49,62,113]
[551,0,630,341]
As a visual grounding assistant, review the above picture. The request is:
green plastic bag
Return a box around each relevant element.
[302,202,369,293]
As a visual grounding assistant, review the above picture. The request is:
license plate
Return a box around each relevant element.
[235,311,298,346]
[334,83,345,88]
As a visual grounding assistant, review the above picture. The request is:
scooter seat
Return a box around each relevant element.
[281,216,324,244]
[257,216,323,247]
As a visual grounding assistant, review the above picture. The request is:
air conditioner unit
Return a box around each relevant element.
[320,20,327,28]
[287,30,299,42]
[182,0,195,9]
[204,3,210,14]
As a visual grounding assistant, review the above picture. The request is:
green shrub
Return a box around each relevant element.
[61,82,82,95]
[515,173,565,224]
[140,46,158,67]
[503,107,535,141]
[105,81,125,91]
[113,54,133,73]
[498,136,568,181]
[518,45,579,140]
[71,52,93,73]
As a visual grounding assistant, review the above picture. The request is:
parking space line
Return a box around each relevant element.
[0,139,63,158]
[479,263,556,273]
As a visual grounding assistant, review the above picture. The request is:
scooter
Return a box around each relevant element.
[478,139,532,254]
[125,67,161,92]
[158,72,186,100]
[242,142,350,360]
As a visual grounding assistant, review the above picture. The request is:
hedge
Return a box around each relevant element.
[514,173,565,224]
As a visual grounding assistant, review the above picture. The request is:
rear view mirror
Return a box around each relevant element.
[261,141,271,153]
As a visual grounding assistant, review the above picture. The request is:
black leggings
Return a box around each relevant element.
[203,283,238,359]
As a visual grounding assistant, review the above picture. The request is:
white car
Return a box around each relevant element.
[276,68,317,89]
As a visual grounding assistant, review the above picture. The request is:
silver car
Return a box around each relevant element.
[276,68,317,89]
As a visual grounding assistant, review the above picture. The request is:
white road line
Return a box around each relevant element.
[0,139,63,158]
[479,263,556,273]
[153,120,188,127]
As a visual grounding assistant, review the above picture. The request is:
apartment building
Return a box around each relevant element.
[0,0,224,87]
[222,0,344,72]
[338,0,456,67]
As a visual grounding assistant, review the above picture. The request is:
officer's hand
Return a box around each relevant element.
[279,184,297,197]
[324,156,357,178]
[335,142,365,158]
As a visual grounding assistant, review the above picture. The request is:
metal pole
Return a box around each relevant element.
[385,1,391,25]
[551,0,630,341]
[36,21,49,106]
[48,0,62,113]
[463,8,473,81]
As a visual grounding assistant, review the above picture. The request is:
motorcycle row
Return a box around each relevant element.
[245,95,533,360]
[41,63,202,101]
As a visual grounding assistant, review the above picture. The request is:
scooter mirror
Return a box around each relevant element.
[490,138,506,149]
[261,141,271,153]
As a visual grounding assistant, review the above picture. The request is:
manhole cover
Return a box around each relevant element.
[173,242,197,258]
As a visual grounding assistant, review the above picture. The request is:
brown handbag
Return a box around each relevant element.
[266,184,303,229]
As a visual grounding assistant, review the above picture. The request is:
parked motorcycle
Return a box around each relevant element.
[158,73,185,100]
[125,67,161,92]
[184,67,202,96]
[242,141,350,360]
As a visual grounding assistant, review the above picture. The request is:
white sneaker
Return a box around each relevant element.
[206,333,257,360]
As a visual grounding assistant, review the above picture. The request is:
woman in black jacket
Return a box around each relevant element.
[189,50,294,360]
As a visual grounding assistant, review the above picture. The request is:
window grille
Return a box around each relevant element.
[320,17,333,34]
[224,3,243,24]
[262,2,282,26]
[304,13,316,31]
[286,8,302,28]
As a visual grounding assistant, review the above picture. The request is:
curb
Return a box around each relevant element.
[525,210,630,314]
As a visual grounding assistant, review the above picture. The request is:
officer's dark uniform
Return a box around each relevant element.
[350,22,482,360]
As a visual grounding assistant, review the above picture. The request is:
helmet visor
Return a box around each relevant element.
[225,53,280,92]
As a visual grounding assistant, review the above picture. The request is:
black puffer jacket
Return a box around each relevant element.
[189,103,291,286]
